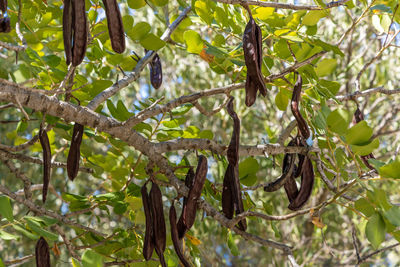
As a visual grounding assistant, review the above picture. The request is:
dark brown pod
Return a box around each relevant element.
[102,0,125,53]
[226,97,240,166]
[291,73,310,139]
[0,0,6,13]
[67,123,84,181]
[71,0,87,66]
[63,0,73,65]
[288,157,314,211]
[177,167,195,238]
[264,153,295,192]
[141,183,154,261]
[150,182,166,255]
[170,203,191,267]
[284,176,299,203]
[150,53,162,89]
[222,163,235,220]
[243,17,266,107]
[181,156,207,232]
[39,126,51,203]
[0,17,10,33]
[35,237,51,267]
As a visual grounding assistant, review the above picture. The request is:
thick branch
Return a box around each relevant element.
[214,0,349,10]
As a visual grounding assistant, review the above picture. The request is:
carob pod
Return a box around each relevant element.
[170,202,191,267]
[150,182,166,267]
[284,175,299,203]
[141,182,154,261]
[288,157,314,211]
[39,125,51,203]
[63,0,73,65]
[291,73,310,139]
[243,16,266,107]
[177,167,195,238]
[352,107,376,170]
[222,97,246,231]
[71,0,87,66]
[35,237,51,267]
[102,0,125,53]
[67,123,84,181]
[0,17,10,33]
[181,155,207,235]
[149,53,163,89]
[0,0,6,13]
[264,152,295,192]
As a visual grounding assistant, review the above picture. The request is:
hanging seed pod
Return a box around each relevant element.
[288,157,315,211]
[181,156,207,234]
[264,152,295,192]
[149,53,163,89]
[177,167,195,239]
[71,0,87,66]
[222,163,235,220]
[284,175,299,203]
[141,183,154,261]
[0,17,10,33]
[39,126,51,203]
[0,0,6,13]
[243,16,266,107]
[67,123,84,181]
[63,0,73,65]
[35,237,51,267]
[291,73,310,139]
[102,0,125,53]
[170,202,191,267]
[150,182,166,266]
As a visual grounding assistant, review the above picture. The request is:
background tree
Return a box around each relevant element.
[0,0,400,266]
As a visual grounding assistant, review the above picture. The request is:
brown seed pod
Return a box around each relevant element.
[141,183,154,261]
[288,157,314,211]
[181,156,207,232]
[264,152,295,192]
[170,202,191,267]
[35,237,51,267]
[71,0,87,66]
[0,0,7,13]
[67,123,84,181]
[63,0,73,65]
[291,73,310,139]
[102,0,125,53]
[0,17,10,33]
[150,182,166,257]
[39,126,51,203]
[284,175,299,203]
[243,17,266,107]
[150,53,163,89]
[226,97,240,166]
[177,167,195,239]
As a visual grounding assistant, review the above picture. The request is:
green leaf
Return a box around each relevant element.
[195,0,213,25]
[303,10,327,26]
[354,198,375,217]
[184,30,203,54]
[0,258,5,267]
[0,196,14,222]
[140,34,166,51]
[351,138,379,156]
[239,157,259,186]
[25,218,58,241]
[128,22,151,41]
[82,249,104,267]
[315,58,337,76]
[365,213,386,249]
[326,108,351,134]
[127,0,146,8]
[379,158,400,179]
[240,173,257,187]
[12,224,39,240]
[149,0,168,6]
[384,206,400,227]
[275,89,289,111]
[71,258,82,267]
[227,232,239,256]
[0,230,19,240]
[345,121,373,145]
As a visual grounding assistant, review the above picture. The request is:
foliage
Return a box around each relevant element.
[1,0,400,266]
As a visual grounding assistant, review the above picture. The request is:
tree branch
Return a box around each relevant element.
[214,0,349,10]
